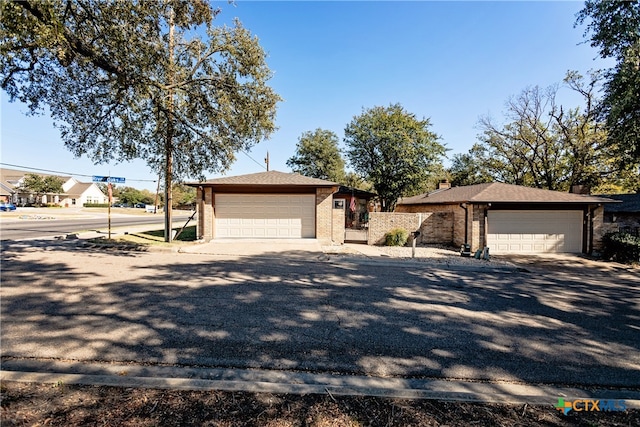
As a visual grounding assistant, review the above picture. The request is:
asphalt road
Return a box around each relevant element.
[0,214,192,240]
[2,240,639,389]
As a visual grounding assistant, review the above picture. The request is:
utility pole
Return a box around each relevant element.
[265,151,270,171]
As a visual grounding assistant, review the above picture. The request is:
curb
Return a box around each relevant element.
[2,361,639,407]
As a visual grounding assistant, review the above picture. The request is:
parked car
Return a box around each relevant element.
[0,202,17,211]
[134,203,146,208]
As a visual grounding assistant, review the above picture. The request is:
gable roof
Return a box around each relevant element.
[595,193,640,213]
[398,182,616,205]
[66,182,94,197]
[191,171,338,187]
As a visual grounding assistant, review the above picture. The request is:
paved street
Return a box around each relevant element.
[1,239,639,389]
[0,209,192,240]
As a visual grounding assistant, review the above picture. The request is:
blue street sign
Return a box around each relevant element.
[92,176,126,183]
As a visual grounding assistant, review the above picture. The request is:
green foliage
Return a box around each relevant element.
[286,129,346,183]
[384,228,409,247]
[465,71,634,191]
[1,0,281,241]
[601,232,640,264]
[344,104,446,211]
[576,0,640,167]
[171,183,196,208]
[83,203,110,208]
[116,186,153,206]
[1,2,280,179]
[17,173,64,206]
[449,151,493,187]
[343,171,374,192]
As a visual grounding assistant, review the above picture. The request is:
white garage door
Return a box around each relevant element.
[488,210,583,254]
[215,194,315,238]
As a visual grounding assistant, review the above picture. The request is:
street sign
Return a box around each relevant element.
[92,176,125,183]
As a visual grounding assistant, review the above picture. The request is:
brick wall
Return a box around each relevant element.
[396,203,462,246]
[316,187,335,243]
[592,205,604,251]
[418,211,454,244]
[471,204,489,251]
[368,212,421,245]
[332,206,345,244]
[196,187,214,241]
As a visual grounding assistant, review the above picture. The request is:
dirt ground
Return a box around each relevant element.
[1,381,638,427]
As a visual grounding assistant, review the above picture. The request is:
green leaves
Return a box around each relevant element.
[286,129,346,183]
[1,1,281,181]
[17,174,64,206]
[577,0,640,167]
[344,104,446,211]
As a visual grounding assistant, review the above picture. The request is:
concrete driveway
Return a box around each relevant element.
[1,239,639,389]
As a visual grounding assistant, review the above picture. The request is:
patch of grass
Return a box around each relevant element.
[141,225,196,241]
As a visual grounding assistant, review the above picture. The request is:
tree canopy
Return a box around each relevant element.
[1,0,280,240]
[18,173,64,206]
[576,0,640,167]
[286,129,346,183]
[454,71,638,193]
[344,104,446,211]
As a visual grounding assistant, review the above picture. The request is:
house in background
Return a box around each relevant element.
[597,193,640,236]
[0,168,107,206]
[396,181,617,255]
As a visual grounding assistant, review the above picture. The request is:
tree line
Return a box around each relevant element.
[289,2,640,202]
[1,1,638,223]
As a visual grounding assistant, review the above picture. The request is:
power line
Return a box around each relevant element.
[241,150,268,171]
[0,162,157,182]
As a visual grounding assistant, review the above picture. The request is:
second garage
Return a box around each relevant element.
[487,210,583,254]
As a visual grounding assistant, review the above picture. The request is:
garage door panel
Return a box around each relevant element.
[215,194,315,239]
[488,210,582,254]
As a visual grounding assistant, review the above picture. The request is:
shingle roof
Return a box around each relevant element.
[595,193,640,213]
[66,182,94,197]
[398,182,617,205]
[193,171,338,187]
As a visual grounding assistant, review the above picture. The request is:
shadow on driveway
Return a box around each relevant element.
[1,240,639,389]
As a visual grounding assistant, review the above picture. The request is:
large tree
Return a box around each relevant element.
[286,128,346,183]
[471,71,627,192]
[576,0,640,167]
[1,1,280,240]
[344,104,446,211]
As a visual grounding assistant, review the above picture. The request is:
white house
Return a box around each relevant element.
[0,168,107,206]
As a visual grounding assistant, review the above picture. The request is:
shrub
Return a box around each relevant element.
[384,228,409,246]
[83,203,110,208]
[602,232,640,264]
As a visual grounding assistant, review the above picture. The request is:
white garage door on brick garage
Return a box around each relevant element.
[215,194,316,238]
[487,210,583,254]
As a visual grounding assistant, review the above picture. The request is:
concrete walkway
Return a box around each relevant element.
[2,360,639,406]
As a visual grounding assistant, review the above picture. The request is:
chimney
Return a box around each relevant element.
[437,179,451,190]
[570,184,591,195]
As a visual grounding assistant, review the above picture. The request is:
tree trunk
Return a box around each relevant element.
[164,6,175,243]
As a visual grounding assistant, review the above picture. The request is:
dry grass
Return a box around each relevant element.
[1,382,638,427]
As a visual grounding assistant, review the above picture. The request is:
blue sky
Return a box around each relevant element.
[1,1,612,191]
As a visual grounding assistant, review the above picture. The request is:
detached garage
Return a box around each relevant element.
[188,171,339,241]
[215,194,316,238]
[396,182,617,255]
